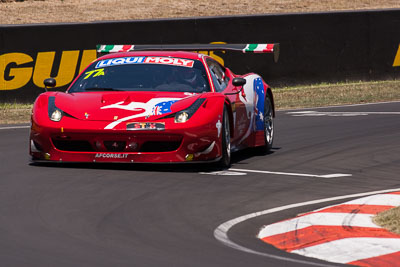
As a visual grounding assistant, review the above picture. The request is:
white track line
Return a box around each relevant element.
[279,100,400,112]
[287,111,400,117]
[0,125,30,130]
[229,168,351,178]
[199,170,247,176]
[213,187,400,265]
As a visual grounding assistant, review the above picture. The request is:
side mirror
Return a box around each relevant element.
[225,77,247,96]
[44,78,56,91]
[232,77,246,87]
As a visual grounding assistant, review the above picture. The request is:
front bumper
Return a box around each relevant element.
[30,117,222,164]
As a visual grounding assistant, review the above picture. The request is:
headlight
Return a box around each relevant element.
[48,96,64,122]
[50,109,63,122]
[175,111,189,123]
[174,98,205,123]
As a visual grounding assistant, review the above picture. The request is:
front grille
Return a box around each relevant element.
[104,141,126,152]
[52,139,94,152]
[51,134,182,153]
[140,141,181,152]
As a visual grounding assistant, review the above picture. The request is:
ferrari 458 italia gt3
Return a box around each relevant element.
[30,43,279,168]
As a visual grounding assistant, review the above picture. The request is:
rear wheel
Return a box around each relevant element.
[260,95,274,153]
[217,106,231,169]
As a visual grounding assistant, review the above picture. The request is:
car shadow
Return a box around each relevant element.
[29,147,280,173]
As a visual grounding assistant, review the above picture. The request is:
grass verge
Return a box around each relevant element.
[373,206,400,235]
[1,79,400,124]
[273,80,400,110]
[0,103,32,125]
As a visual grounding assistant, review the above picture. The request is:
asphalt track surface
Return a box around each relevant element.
[1,101,400,267]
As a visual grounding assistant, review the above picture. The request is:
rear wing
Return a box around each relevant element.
[96,43,280,63]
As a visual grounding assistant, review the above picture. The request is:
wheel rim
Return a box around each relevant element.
[264,99,274,145]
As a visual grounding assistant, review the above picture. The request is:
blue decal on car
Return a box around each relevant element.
[254,78,265,131]
[152,100,179,115]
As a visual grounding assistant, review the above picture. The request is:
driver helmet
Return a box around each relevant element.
[181,68,197,84]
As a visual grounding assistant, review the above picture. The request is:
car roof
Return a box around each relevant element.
[97,51,206,61]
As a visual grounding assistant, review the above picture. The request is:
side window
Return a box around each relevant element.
[206,58,229,92]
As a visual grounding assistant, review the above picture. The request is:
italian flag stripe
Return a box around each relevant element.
[247,44,258,51]
[121,45,134,52]
[104,45,115,52]
[97,45,135,53]
[243,44,275,53]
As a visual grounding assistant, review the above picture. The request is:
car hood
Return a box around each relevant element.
[54,91,201,122]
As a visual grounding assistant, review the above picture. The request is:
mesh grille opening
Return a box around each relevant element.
[104,141,126,152]
[52,139,94,152]
[140,141,181,152]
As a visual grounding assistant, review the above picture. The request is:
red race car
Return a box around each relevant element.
[30,43,279,168]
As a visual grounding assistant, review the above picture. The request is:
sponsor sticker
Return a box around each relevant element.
[95,153,128,159]
[127,122,165,131]
[216,120,222,137]
[95,56,194,68]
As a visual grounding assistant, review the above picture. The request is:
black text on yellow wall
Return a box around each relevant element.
[393,44,400,67]
[0,50,97,90]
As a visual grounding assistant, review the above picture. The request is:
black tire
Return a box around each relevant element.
[217,106,231,169]
[259,95,274,154]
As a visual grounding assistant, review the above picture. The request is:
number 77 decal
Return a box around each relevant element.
[84,68,105,79]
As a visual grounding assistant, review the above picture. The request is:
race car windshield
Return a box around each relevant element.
[68,57,211,93]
